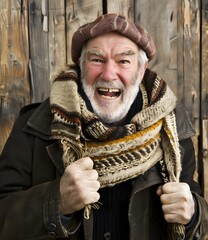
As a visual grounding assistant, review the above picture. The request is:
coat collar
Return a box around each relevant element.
[23,98,52,140]
[22,99,66,175]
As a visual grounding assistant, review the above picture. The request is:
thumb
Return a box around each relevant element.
[74,157,94,170]
[156,185,163,196]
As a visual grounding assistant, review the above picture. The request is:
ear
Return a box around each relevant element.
[141,62,148,78]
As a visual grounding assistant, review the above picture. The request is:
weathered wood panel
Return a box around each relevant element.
[201,0,208,202]
[29,0,103,102]
[135,0,200,134]
[29,0,50,102]
[0,0,30,152]
[202,120,208,202]
[135,0,178,92]
[202,0,208,120]
[182,0,200,134]
[107,0,134,19]
[48,0,66,74]
[65,0,103,64]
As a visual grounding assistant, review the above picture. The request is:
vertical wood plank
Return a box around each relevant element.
[201,0,208,201]
[135,0,178,92]
[0,0,30,153]
[182,0,200,133]
[65,0,103,64]
[48,0,66,74]
[29,0,50,102]
[202,120,208,202]
[177,0,185,107]
[135,0,200,134]
[202,0,208,120]
[107,0,134,19]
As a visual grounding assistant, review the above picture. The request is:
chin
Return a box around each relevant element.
[94,106,127,124]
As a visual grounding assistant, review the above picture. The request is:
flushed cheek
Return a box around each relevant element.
[119,73,134,87]
[84,66,102,85]
[117,65,136,80]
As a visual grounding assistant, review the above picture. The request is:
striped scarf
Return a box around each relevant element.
[50,65,185,239]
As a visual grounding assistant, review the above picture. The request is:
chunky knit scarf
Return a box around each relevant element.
[50,65,185,239]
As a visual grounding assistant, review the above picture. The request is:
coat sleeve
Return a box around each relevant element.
[0,108,81,239]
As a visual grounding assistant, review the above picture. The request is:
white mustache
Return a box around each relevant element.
[95,79,124,90]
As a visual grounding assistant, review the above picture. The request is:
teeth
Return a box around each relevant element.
[98,88,108,92]
[98,88,120,92]
[109,88,120,92]
[101,95,114,99]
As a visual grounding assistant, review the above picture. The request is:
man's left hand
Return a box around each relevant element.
[157,182,195,225]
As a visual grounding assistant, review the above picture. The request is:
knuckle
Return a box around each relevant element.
[164,214,172,222]
[92,169,99,179]
[94,180,100,190]
[79,191,89,204]
[70,173,80,185]
[85,157,94,166]
[93,192,100,202]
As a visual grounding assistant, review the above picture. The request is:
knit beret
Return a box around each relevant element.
[71,13,156,63]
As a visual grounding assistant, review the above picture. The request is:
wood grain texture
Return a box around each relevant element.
[135,0,178,92]
[65,0,103,64]
[107,0,134,19]
[135,0,200,134]
[202,0,208,119]
[0,0,30,152]
[29,0,50,102]
[202,120,208,202]
[201,0,208,204]
[48,0,66,74]
[182,0,200,134]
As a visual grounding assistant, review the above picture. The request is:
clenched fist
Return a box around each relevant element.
[157,182,195,225]
[59,157,100,215]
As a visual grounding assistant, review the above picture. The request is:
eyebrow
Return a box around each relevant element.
[116,50,137,56]
[85,49,137,57]
[86,50,103,57]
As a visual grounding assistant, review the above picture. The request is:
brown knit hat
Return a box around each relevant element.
[71,13,156,64]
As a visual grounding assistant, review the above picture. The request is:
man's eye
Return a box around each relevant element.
[90,58,103,63]
[119,60,130,64]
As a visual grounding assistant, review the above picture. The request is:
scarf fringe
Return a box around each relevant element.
[84,202,102,219]
[168,223,185,240]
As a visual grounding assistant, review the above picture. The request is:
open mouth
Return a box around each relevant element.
[97,88,121,99]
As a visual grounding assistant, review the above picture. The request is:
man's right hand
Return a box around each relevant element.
[59,157,100,215]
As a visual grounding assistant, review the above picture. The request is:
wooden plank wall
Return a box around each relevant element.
[135,0,200,134]
[0,0,207,199]
[135,0,201,185]
[29,0,103,102]
[202,0,208,201]
[0,0,30,151]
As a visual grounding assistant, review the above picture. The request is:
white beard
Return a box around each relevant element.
[81,71,144,124]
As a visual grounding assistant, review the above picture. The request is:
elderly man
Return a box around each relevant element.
[0,13,207,240]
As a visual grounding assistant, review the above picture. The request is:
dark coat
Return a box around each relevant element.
[0,99,208,240]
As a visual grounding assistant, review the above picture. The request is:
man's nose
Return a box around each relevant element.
[100,61,118,81]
